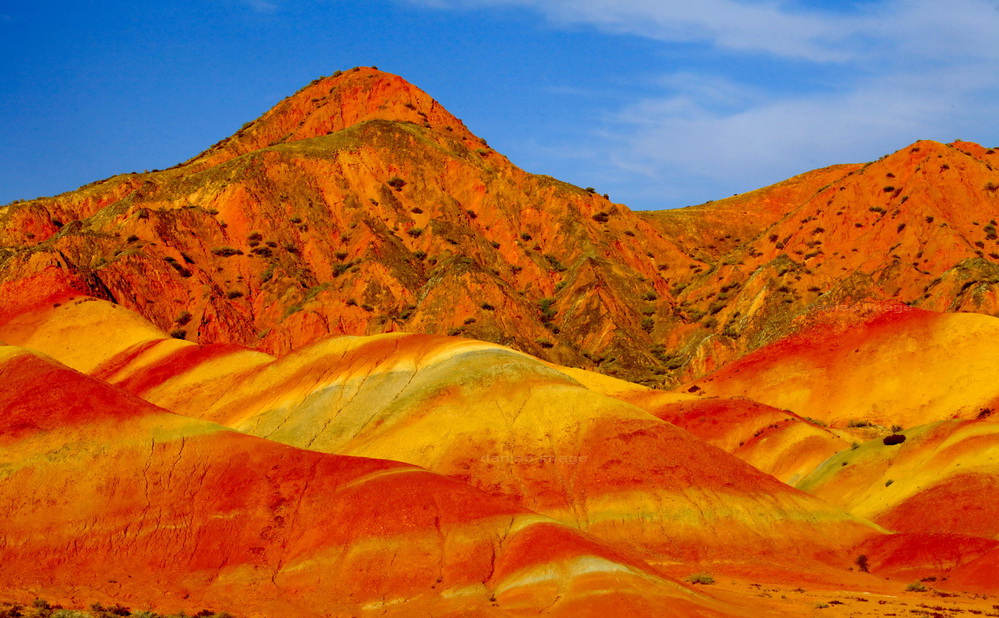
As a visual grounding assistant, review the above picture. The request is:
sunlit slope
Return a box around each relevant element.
[686,309,999,428]
[637,396,849,485]
[0,345,738,618]
[0,284,174,374]
[855,532,999,583]
[0,68,701,385]
[797,419,999,539]
[90,325,880,567]
[652,140,999,380]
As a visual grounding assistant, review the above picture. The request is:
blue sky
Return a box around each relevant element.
[2,0,998,210]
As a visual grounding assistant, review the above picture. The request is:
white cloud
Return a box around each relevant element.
[406,0,864,61]
[241,0,279,12]
[599,0,999,194]
[611,75,954,186]
[407,0,999,206]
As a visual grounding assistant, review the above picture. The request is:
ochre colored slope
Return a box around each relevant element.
[637,396,849,485]
[83,320,881,569]
[856,532,999,582]
[797,419,999,539]
[0,68,699,385]
[0,344,737,618]
[187,67,481,170]
[948,547,999,593]
[656,140,999,379]
[685,308,999,428]
[5,66,998,387]
[642,163,860,261]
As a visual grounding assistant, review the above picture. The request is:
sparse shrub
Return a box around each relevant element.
[855,554,869,573]
[169,329,186,340]
[211,247,243,257]
[407,228,423,238]
[535,338,554,349]
[685,573,715,585]
[387,177,406,190]
[481,302,495,311]
[226,290,244,299]
[885,479,894,487]
[165,260,193,278]
[592,211,610,223]
[175,311,192,326]
[413,251,427,260]
[883,434,906,445]
[126,235,139,243]
[641,317,654,332]
[411,207,423,214]
[543,254,567,272]
[890,424,903,432]
[986,181,998,193]
[883,185,895,193]
[520,232,532,241]
[251,247,272,257]
[490,241,500,249]
[906,581,927,592]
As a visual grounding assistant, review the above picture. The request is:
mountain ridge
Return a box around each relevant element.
[2,69,999,387]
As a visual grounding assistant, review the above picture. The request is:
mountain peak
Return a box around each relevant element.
[189,67,477,169]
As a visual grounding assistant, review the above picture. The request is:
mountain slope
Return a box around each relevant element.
[0,344,738,618]
[683,307,999,428]
[0,68,701,384]
[0,295,882,570]
[653,140,999,377]
[4,69,997,386]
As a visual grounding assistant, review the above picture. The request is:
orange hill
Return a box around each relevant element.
[0,296,880,571]
[683,307,999,429]
[633,395,849,485]
[0,344,739,618]
[3,69,999,385]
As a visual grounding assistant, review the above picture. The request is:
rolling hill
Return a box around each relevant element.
[3,67,999,614]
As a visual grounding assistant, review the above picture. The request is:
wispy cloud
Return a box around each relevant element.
[407,0,999,206]
[241,0,279,13]
[406,0,865,61]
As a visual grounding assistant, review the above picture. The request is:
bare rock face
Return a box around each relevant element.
[4,68,998,386]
